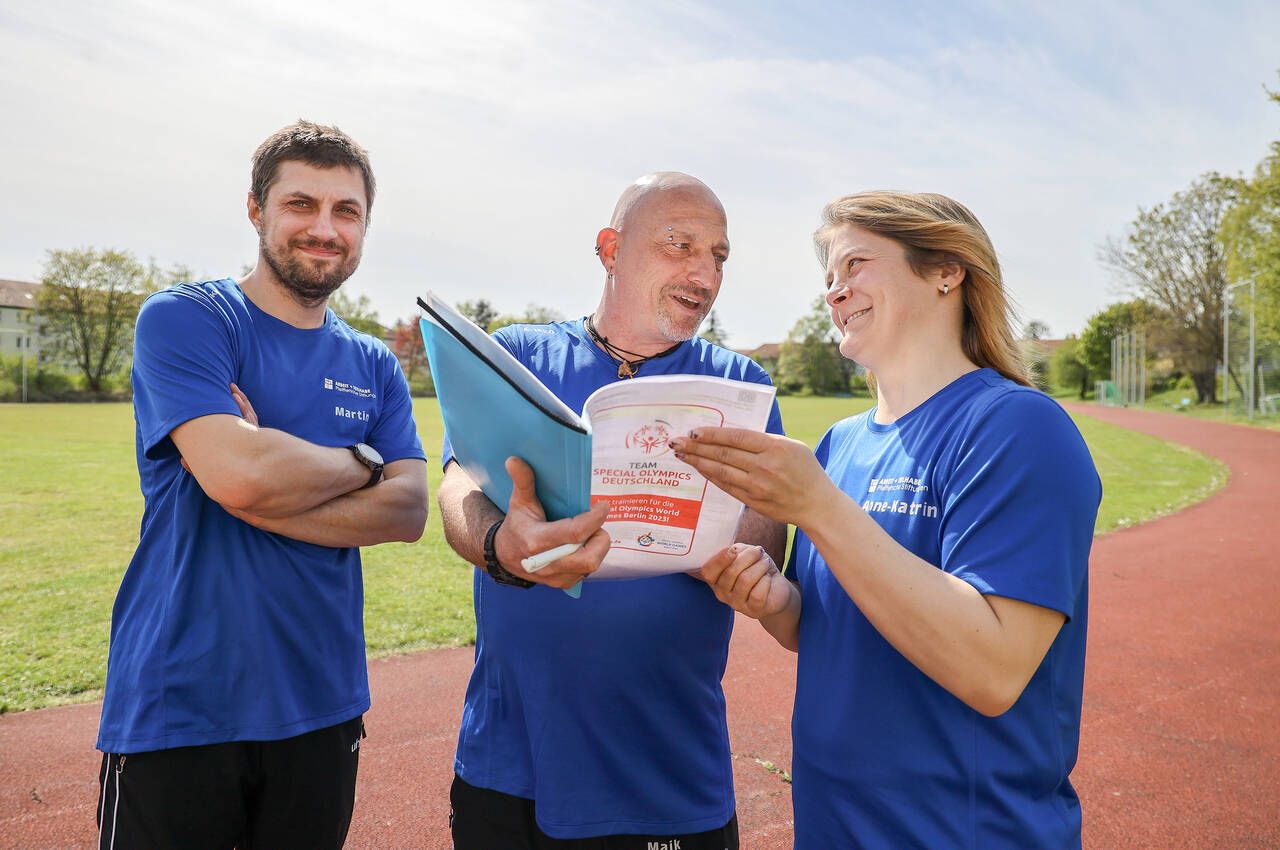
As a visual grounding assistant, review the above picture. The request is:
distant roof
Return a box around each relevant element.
[1021,337,1071,356]
[735,342,781,360]
[0,279,40,309]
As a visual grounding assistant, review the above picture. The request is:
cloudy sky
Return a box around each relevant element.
[2,0,1277,348]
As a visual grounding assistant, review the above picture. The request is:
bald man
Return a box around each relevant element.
[436,173,787,849]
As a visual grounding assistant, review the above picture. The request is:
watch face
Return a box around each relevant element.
[356,442,384,465]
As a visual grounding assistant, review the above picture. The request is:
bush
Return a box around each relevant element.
[0,355,35,401]
[846,377,873,397]
[34,368,74,395]
[1144,363,1184,394]
[0,355,129,401]
[96,369,133,396]
[408,371,436,398]
[1048,339,1089,398]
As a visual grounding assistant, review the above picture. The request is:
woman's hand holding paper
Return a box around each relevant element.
[695,544,794,619]
[670,428,837,527]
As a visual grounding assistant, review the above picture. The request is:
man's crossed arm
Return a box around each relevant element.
[171,383,428,547]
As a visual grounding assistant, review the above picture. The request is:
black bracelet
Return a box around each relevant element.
[483,518,535,588]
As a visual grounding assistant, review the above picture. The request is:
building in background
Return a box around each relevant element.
[0,279,47,364]
[735,342,781,376]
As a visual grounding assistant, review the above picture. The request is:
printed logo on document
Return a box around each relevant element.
[626,420,673,456]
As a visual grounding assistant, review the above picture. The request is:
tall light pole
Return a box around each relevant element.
[1223,280,1256,420]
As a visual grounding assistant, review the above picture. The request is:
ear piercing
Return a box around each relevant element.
[943,284,950,295]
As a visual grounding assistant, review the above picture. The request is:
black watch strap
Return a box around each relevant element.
[483,518,534,588]
[347,443,383,489]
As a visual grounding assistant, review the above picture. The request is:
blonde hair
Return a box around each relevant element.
[814,191,1030,388]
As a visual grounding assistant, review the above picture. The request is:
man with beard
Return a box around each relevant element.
[95,120,429,850]
[438,172,787,850]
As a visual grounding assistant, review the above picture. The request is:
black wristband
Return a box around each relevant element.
[483,518,535,588]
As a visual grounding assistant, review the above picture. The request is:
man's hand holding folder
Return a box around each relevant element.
[465,457,612,590]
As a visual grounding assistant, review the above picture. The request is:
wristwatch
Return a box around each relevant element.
[347,442,384,489]
[483,518,534,588]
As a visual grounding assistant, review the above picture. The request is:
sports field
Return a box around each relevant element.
[0,397,1226,714]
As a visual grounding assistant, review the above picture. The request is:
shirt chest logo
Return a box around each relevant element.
[864,475,937,519]
[323,377,376,399]
[868,476,928,494]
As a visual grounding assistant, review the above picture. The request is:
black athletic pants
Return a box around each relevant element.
[96,715,364,850]
[450,774,740,850]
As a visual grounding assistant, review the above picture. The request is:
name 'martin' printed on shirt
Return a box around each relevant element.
[334,405,370,422]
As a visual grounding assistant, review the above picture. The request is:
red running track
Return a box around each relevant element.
[1,404,1277,849]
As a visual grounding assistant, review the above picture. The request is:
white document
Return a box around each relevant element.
[583,374,777,580]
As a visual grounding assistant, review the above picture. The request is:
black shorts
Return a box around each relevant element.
[449,773,740,850]
[96,715,364,850]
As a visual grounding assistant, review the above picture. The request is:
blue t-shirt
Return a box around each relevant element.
[97,279,425,754]
[789,369,1101,849]
[443,319,784,839]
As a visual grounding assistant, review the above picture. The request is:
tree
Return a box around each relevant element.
[775,296,852,395]
[1077,300,1150,393]
[1021,320,1052,389]
[487,303,564,332]
[1100,173,1239,403]
[699,310,729,347]
[1048,337,1090,399]
[1222,73,1280,344]
[37,247,147,392]
[1022,320,1050,340]
[143,259,200,294]
[389,318,429,380]
[329,290,385,337]
[456,299,498,331]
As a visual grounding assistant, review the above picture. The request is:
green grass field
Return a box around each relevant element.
[1050,385,1280,431]
[1140,387,1280,430]
[0,396,1226,713]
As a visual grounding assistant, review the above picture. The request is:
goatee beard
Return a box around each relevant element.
[656,285,712,342]
[260,235,360,308]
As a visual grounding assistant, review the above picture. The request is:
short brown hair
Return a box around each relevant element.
[814,191,1031,387]
[250,120,376,222]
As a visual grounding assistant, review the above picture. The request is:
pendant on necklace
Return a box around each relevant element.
[617,360,636,379]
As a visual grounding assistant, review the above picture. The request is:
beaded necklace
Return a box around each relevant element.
[585,314,683,379]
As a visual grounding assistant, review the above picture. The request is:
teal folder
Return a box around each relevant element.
[417,292,592,524]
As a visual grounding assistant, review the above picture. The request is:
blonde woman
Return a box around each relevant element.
[673,192,1101,849]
